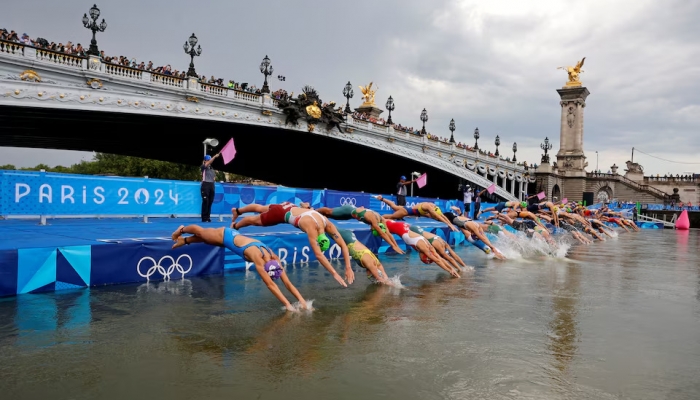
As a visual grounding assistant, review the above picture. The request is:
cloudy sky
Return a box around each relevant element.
[2,0,699,175]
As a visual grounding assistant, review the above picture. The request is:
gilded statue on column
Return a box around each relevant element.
[358,82,378,106]
[557,57,585,87]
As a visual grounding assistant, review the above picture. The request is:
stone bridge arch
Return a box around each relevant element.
[593,182,614,203]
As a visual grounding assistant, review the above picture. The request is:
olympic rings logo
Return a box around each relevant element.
[137,254,193,281]
[339,197,357,206]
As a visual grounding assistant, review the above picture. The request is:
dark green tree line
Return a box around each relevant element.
[0,153,250,182]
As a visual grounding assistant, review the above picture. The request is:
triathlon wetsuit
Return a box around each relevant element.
[443,212,468,228]
[409,225,449,253]
[223,228,271,258]
[285,210,327,229]
[351,208,380,224]
[559,221,578,232]
[385,220,426,249]
[328,204,356,220]
[260,202,295,226]
[338,228,383,282]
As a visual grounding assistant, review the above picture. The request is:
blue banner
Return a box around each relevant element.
[0,170,465,217]
[1,170,201,216]
[90,241,223,287]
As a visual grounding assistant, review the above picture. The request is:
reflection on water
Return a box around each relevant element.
[1,230,700,399]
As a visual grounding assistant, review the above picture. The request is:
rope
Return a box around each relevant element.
[634,148,700,165]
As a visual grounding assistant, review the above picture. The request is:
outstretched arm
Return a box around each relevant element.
[272,253,307,308]
[372,219,404,254]
[327,223,355,284]
[306,230,347,287]
[254,261,295,311]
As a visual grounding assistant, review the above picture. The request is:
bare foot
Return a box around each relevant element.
[172,225,184,240]
[375,195,383,201]
[231,207,239,223]
[172,237,186,249]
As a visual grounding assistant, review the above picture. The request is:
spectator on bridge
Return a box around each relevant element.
[201,153,220,222]
[396,175,415,207]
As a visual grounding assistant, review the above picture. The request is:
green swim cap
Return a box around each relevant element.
[520,202,527,208]
[317,233,330,251]
[372,222,387,236]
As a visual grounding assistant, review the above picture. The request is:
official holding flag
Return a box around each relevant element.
[201,152,220,222]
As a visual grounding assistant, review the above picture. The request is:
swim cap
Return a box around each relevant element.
[204,155,211,161]
[317,233,330,251]
[566,207,572,213]
[419,252,434,264]
[264,260,283,280]
[372,222,387,236]
[521,202,527,208]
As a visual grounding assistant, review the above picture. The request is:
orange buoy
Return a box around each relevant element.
[675,210,690,230]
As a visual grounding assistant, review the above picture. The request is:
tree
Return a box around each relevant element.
[5,153,252,182]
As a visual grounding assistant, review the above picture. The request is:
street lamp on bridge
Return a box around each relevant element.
[202,138,219,157]
[82,4,107,56]
[342,81,353,114]
[473,127,480,150]
[540,137,552,163]
[183,33,202,78]
[512,142,517,162]
[259,55,273,94]
[386,96,395,125]
[449,119,456,143]
[420,108,428,135]
[494,135,500,156]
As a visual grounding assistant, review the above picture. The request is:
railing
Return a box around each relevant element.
[150,72,184,88]
[199,82,228,97]
[232,89,261,103]
[644,176,698,183]
[35,48,85,69]
[104,63,143,80]
[587,172,668,198]
[0,39,24,56]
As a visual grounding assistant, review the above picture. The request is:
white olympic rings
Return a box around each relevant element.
[137,254,193,281]
[339,197,357,206]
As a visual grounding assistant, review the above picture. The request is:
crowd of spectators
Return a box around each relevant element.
[646,174,697,182]
[1,27,264,94]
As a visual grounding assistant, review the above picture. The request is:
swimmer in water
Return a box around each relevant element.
[317,205,404,254]
[284,207,356,287]
[444,207,506,259]
[384,220,460,278]
[171,225,308,312]
[337,228,392,285]
[375,195,458,232]
[409,225,470,270]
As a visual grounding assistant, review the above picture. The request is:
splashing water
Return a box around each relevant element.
[283,299,315,313]
[386,274,405,289]
[487,231,571,260]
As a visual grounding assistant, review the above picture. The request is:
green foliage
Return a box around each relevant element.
[1,153,250,182]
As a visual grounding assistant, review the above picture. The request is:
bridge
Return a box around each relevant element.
[0,40,529,201]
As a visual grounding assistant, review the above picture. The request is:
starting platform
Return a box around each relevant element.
[0,216,459,298]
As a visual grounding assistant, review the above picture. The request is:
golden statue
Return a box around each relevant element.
[358,82,378,106]
[305,100,321,119]
[557,57,585,87]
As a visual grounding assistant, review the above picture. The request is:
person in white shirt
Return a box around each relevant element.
[461,184,474,217]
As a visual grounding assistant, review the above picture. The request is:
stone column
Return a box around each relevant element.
[555,86,590,177]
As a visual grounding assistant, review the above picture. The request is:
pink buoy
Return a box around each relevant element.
[675,210,690,230]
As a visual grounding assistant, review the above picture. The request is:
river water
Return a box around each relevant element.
[1,230,699,399]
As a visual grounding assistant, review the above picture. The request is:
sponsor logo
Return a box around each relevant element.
[137,254,193,281]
